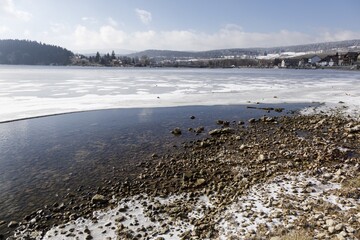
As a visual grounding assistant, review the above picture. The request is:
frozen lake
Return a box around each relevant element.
[0,66,360,122]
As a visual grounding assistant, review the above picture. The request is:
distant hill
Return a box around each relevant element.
[0,39,74,65]
[128,39,360,59]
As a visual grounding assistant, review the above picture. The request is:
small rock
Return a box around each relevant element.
[195,178,206,187]
[248,118,256,123]
[91,194,108,204]
[159,227,169,234]
[209,129,222,136]
[346,226,355,233]
[85,234,93,240]
[258,154,266,162]
[190,116,195,119]
[183,171,193,180]
[326,219,335,227]
[171,127,182,135]
[194,127,204,134]
[270,237,281,240]
[335,223,343,231]
[328,226,335,234]
[0,220,5,226]
[7,221,18,228]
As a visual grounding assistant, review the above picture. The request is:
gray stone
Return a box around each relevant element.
[91,194,108,204]
[194,178,206,187]
[326,219,335,227]
[328,226,335,234]
[171,127,182,135]
[346,226,355,233]
[248,118,256,123]
[335,223,343,231]
[7,221,18,228]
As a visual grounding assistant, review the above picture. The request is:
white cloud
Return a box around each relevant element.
[50,23,66,34]
[0,0,31,21]
[64,23,360,52]
[81,17,98,24]
[317,30,360,43]
[135,8,152,25]
[0,25,9,34]
[73,25,127,49]
[107,17,118,27]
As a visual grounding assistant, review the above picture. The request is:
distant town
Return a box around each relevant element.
[72,50,360,70]
[1,39,360,69]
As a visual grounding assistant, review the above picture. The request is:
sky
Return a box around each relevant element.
[1,0,360,53]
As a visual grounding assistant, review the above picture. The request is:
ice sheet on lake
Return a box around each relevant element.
[0,66,359,122]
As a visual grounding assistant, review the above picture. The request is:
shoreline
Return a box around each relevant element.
[5,107,360,239]
[0,103,315,238]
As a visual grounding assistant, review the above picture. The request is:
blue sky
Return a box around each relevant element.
[1,0,360,52]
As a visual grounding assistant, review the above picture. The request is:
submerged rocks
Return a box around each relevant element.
[171,127,182,135]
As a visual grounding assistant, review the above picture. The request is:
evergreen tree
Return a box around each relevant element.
[111,50,116,60]
[95,52,101,63]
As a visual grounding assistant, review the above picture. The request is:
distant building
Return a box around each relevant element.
[308,55,322,65]
[319,55,338,67]
[342,52,359,65]
[280,59,299,68]
[298,58,309,67]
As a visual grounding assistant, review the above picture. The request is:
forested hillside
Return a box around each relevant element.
[0,39,74,65]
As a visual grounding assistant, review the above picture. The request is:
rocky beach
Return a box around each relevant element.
[4,105,359,240]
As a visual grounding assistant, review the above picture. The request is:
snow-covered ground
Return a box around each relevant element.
[0,66,359,122]
[16,171,359,240]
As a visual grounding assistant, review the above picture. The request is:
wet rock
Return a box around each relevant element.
[91,194,108,204]
[209,129,222,136]
[7,221,18,228]
[194,127,205,134]
[171,127,182,135]
[209,127,234,136]
[248,118,256,123]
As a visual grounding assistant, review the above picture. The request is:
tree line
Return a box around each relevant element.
[0,39,74,65]
[74,51,154,67]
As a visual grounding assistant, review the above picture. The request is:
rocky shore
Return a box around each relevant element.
[5,109,360,239]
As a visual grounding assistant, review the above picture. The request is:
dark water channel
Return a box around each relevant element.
[0,103,319,235]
